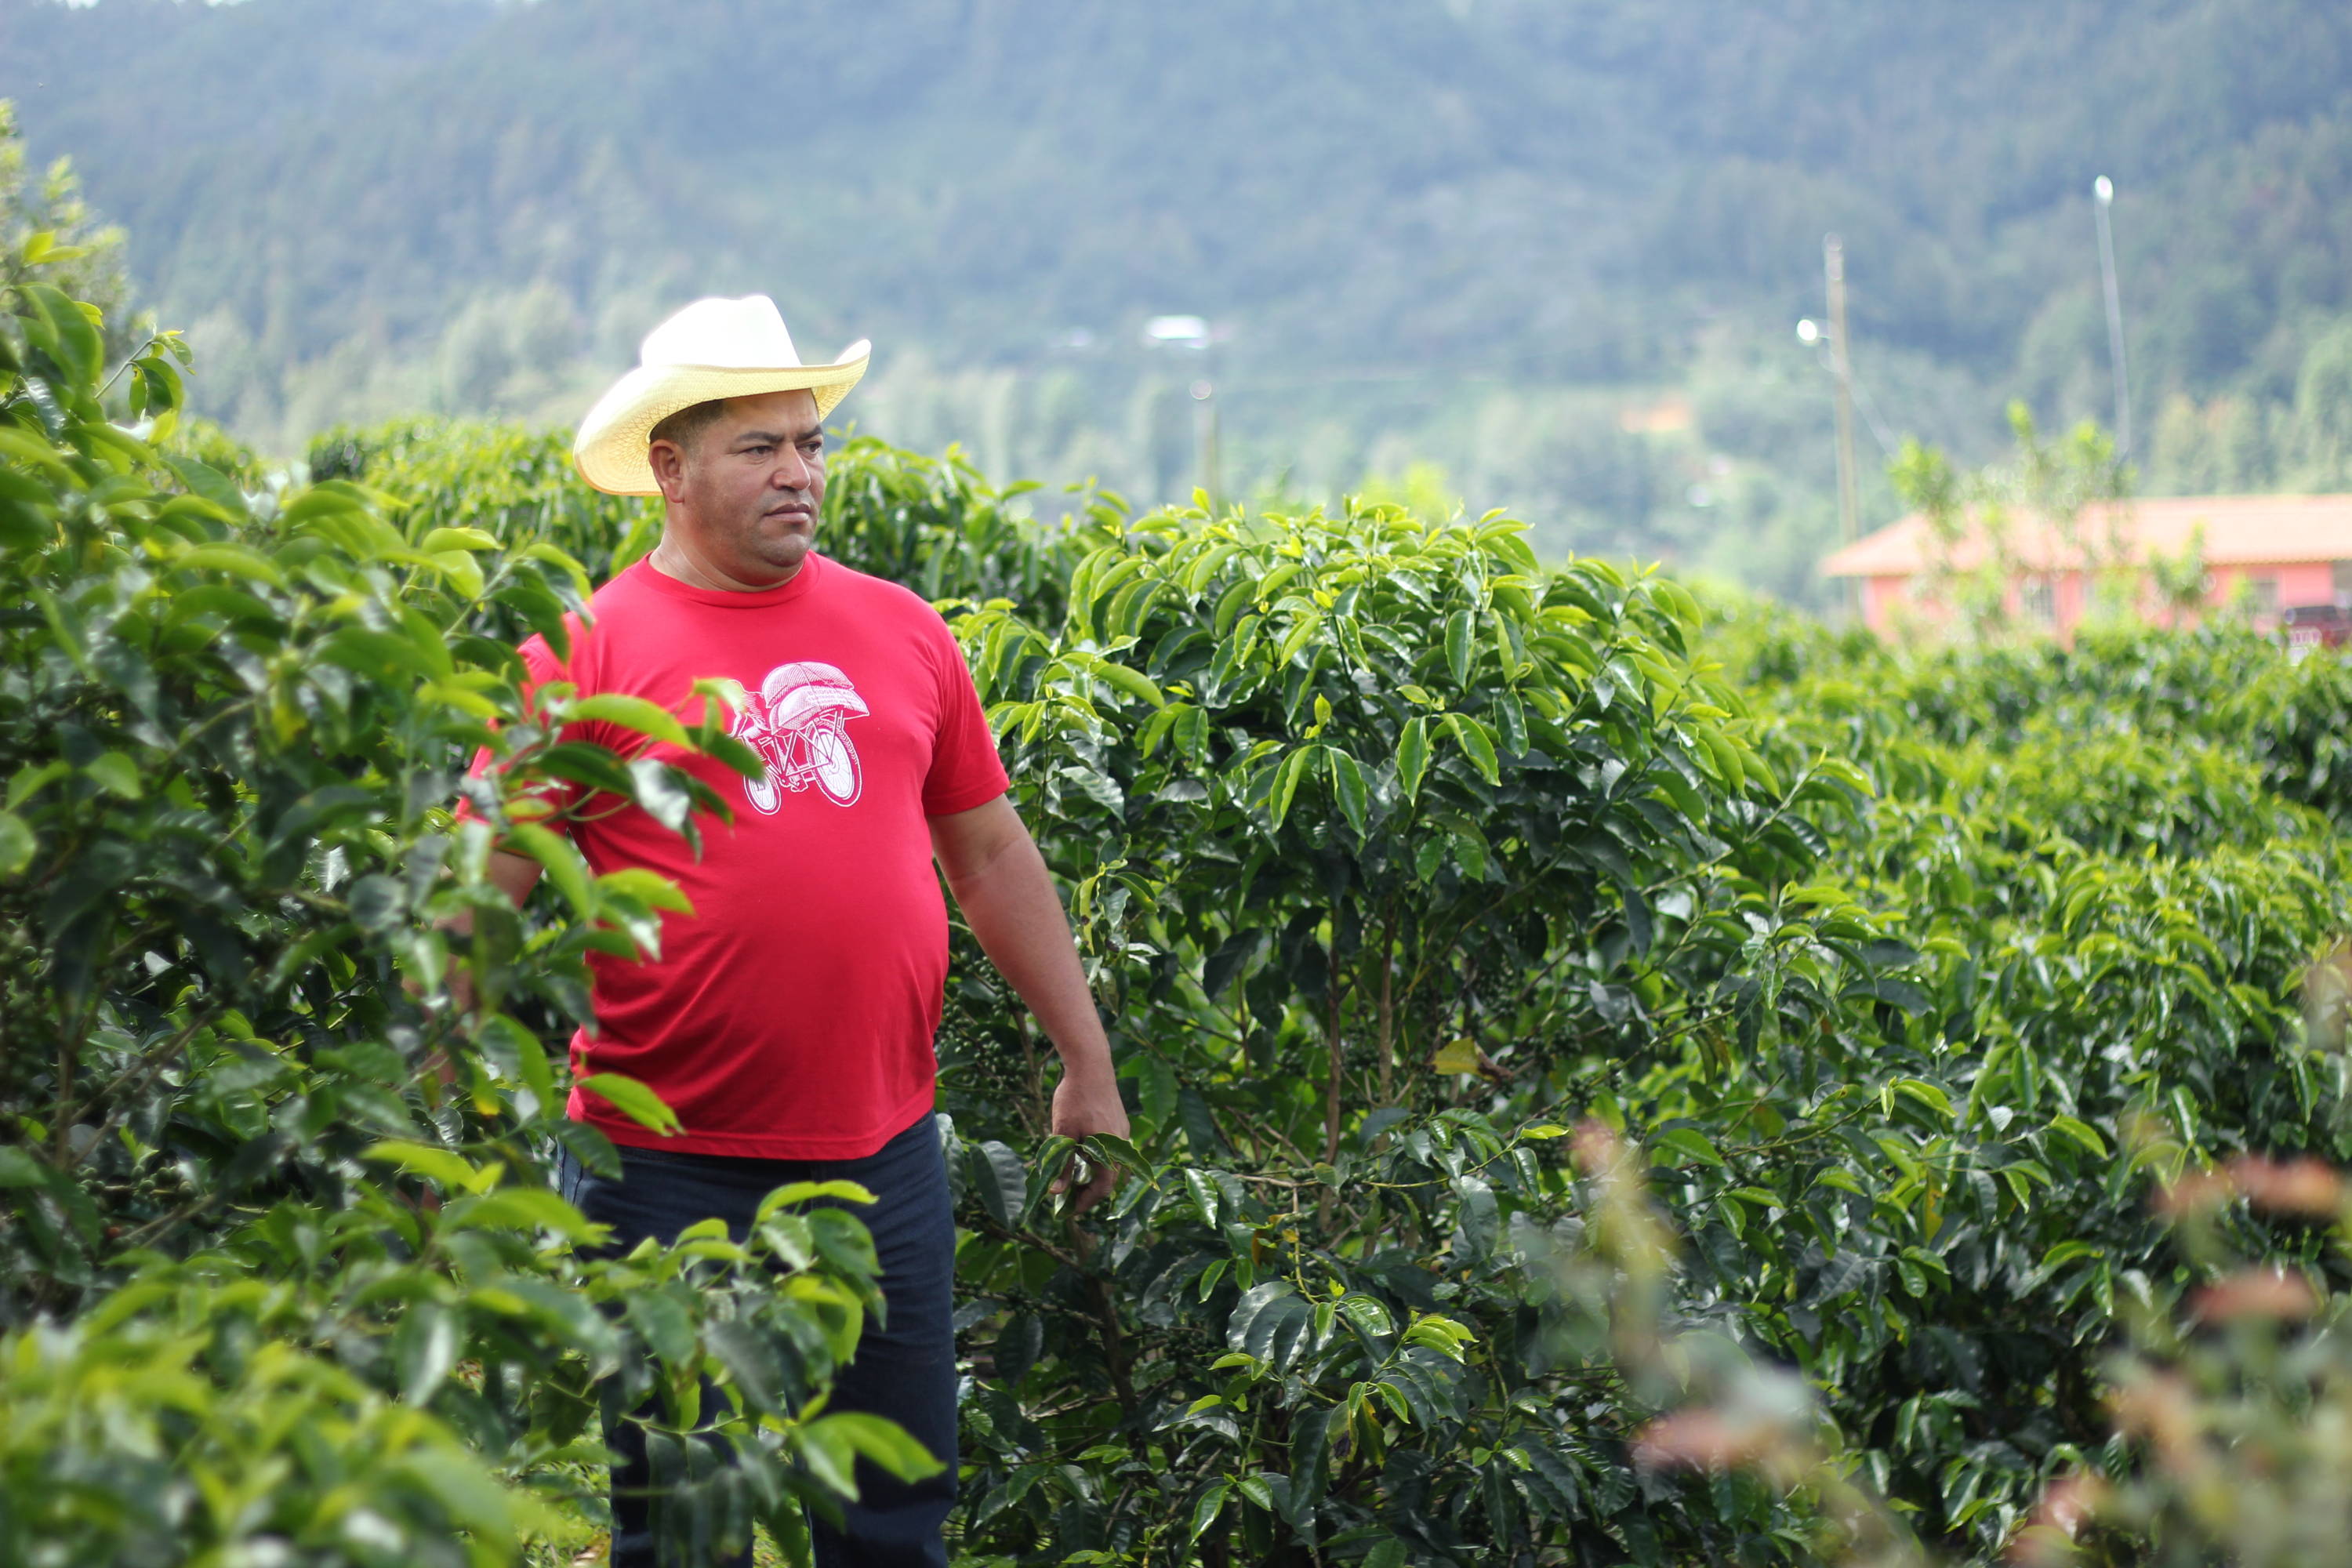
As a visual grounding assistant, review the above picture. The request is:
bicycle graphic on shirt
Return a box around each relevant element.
[729,660,869,811]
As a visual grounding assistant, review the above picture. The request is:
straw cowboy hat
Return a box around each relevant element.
[572,294,869,495]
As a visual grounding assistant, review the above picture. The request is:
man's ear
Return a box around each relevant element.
[648,438,689,502]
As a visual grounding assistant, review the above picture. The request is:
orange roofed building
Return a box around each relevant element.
[1820,494,2352,640]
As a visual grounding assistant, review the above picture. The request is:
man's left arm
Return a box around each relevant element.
[931,793,1129,1214]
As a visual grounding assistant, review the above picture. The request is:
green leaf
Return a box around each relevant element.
[1184,543,1240,593]
[702,732,766,781]
[166,458,250,518]
[1336,1293,1395,1338]
[625,758,696,834]
[1135,1049,1177,1129]
[1092,657,1165,709]
[1267,747,1315,831]
[5,762,67,812]
[1401,1312,1475,1359]
[1275,609,1323,665]
[1189,1483,1230,1543]
[1443,713,1501,786]
[626,1289,698,1371]
[419,525,500,553]
[1396,715,1432,802]
[446,1187,597,1239]
[755,1179,876,1219]
[346,873,404,931]
[810,1411,947,1483]
[1432,1039,1479,1075]
[596,866,694,914]
[477,1014,555,1108]
[396,1450,514,1539]
[19,281,103,388]
[430,548,485,600]
[394,1300,459,1404]
[320,627,441,682]
[1444,608,1475,686]
[1327,750,1370,838]
[707,1319,787,1415]
[1893,1078,1954,1120]
[83,752,142,800]
[1136,702,1184,759]
[176,543,286,586]
[0,811,34,877]
[1656,1127,1726,1168]
[2040,1240,2106,1270]
[568,693,693,750]
[503,821,591,916]
[1211,575,1255,638]
[2047,1114,2109,1157]
[365,1140,485,1192]
[1183,1168,1222,1229]
[1229,1281,1313,1368]
[972,1140,1027,1227]
[1080,1132,1148,1175]
[0,1146,45,1187]
[576,1073,683,1136]
[1697,726,1745,791]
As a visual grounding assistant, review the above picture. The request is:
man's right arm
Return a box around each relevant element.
[444,849,547,1019]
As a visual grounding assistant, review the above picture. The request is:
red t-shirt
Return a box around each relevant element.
[471,553,1008,1158]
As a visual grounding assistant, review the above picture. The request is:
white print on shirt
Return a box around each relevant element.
[730,660,869,811]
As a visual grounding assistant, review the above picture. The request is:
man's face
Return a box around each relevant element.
[651,388,826,586]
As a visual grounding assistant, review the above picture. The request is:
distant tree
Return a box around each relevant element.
[2293,318,2352,488]
[1891,403,2132,640]
[435,292,516,415]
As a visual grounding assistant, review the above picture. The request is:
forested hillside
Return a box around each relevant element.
[5,0,2351,595]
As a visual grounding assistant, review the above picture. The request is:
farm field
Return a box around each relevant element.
[11,217,2352,1567]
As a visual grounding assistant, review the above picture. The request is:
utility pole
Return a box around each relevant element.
[2093,176,2132,459]
[1825,234,1860,547]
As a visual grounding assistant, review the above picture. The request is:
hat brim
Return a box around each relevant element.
[572,342,871,495]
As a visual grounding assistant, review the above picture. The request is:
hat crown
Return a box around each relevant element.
[573,296,868,495]
[639,294,803,372]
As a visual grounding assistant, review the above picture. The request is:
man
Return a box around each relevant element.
[465,295,1128,1566]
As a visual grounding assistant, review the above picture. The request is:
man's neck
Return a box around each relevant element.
[646,533,805,593]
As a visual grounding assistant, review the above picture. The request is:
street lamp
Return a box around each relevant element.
[1190,379,1221,509]
[1796,314,1900,459]
[1142,315,1210,350]
[1141,315,1220,506]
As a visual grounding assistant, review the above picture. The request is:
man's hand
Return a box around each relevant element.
[426,849,547,1088]
[1050,1069,1131,1216]
[931,796,1130,1218]
[441,850,547,1009]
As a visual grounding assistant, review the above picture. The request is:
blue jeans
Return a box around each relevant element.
[558,1111,958,1568]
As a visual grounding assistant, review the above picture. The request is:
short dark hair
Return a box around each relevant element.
[648,398,726,456]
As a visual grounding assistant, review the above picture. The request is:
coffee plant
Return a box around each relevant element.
[13,163,2352,1566]
[0,238,935,1566]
